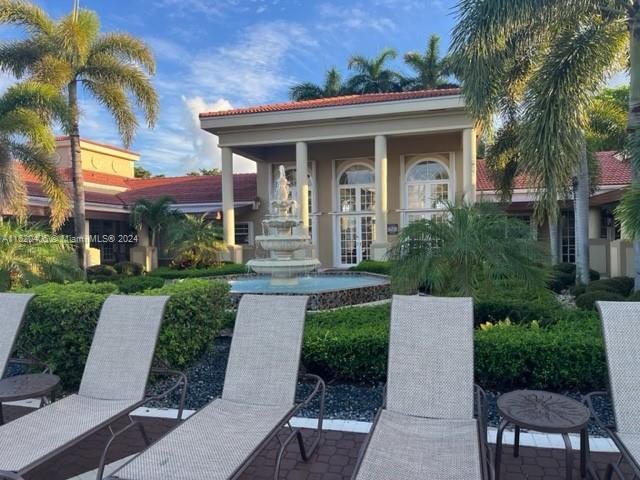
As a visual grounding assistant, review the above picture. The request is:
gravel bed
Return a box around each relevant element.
[148,337,616,437]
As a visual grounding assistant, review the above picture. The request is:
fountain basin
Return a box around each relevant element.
[254,235,311,255]
[222,272,391,310]
[246,257,321,283]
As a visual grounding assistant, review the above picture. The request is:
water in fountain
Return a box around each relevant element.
[246,165,320,285]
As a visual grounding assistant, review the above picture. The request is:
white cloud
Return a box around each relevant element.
[318,3,396,33]
[187,21,316,104]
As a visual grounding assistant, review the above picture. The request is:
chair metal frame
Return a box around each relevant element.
[101,373,325,480]
[0,368,187,480]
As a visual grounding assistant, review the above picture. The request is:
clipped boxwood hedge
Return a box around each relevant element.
[474,286,561,327]
[115,275,165,293]
[350,260,392,276]
[301,304,607,392]
[576,290,626,310]
[16,279,229,389]
[148,264,248,279]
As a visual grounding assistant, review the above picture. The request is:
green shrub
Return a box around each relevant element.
[554,263,577,274]
[148,263,248,279]
[303,305,390,383]
[350,260,392,276]
[570,284,587,297]
[142,279,229,368]
[113,261,144,276]
[587,277,634,297]
[87,265,118,283]
[17,279,229,389]
[115,276,165,293]
[473,283,561,326]
[301,304,605,391]
[548,264,600,292]
[627,290,640,301]
[576,290,626,310]
[475,316,606,392]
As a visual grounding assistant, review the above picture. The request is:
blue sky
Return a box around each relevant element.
[0,0,630,176]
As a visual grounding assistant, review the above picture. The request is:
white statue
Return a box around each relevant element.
[276,165,289,203]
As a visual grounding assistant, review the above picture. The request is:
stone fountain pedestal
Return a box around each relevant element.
[247,165,320,285]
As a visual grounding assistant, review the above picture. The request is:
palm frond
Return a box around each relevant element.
[0,0,54,36]
[89,33,155,75]
[0,142,27,222]
[0,38,51,78]
[289,82,324,101]
[616,185,640,239]
[485,121,521,202]
[8,141,70,229]
[57,8,100,65]
[83,79,138,147]
[0,81,69,128]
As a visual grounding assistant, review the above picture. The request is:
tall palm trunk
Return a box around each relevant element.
[549,214,559,265]
[630,3,640,291]
[68,79,87,271]
[574,140,590,284]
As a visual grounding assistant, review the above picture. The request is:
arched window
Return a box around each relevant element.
[339,165,375,186]
[406,160,450,210]
[338,164,375,212]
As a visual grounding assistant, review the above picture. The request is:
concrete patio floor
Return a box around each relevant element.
[4,405,633,480]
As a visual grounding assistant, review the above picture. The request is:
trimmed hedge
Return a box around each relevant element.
[86,264,118,283]
[587,277,635,297]
[114,261,144,276]
[548,263,600,293]
[17,279,229,389]
[628,290,640,301]
[115,275,165,293]
[148,264,248,279]
[474,285,561,327]
[301,304,607,392]
[576,291,626,310]
[350,260,392,276]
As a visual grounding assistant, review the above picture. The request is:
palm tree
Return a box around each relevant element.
[130,196,180,249]
[290,67,345,101]
[388,203,546,295]
[403,34,457,90]
[451,1,630,286]
[167,214,225,268]
[0,0,159,270]
[0,220,80,290]
[346,47,402,94]
[0,81,70,229]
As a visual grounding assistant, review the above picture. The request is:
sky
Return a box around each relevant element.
[0,0,631,176]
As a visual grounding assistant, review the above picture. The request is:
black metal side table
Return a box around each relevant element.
[495,390,591,480]
[0,373,60,424]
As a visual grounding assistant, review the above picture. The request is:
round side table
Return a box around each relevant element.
[495,390,591,480]
[0,373,60,424]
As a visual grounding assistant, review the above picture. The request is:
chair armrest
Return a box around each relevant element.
[474,385,494,480]
[293,374,325,413]
[583,391,615,432]
[143,368,188,421]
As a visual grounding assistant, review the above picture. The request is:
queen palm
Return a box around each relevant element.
[290,67,345,101]
[451,1,630,286]
[403,34,457,90]
[0,81,70,229]
[0,0,159,270]
[346,47,402,94]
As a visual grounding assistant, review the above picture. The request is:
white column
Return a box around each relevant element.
[296,141,309,234]
[221,147,235,246]
[588,208,601,240]
[463,128,477,203]
[373,135,388,257]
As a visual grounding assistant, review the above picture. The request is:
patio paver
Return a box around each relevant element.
[3,405,634,480]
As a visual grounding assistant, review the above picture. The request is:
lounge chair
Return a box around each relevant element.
[0,295,187,480]
[102,294,325,480]
[585,301,640,480]
[352,295,492,480]
[0,293,36,423]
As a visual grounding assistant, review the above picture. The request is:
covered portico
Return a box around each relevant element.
[200,89,477,267]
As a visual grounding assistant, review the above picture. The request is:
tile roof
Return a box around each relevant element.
[199,88,462,118]
[119,174,257,205]
[476,151,632,191]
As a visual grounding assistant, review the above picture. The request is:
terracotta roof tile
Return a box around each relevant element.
[199,88,462,118]
[476,152,632,191]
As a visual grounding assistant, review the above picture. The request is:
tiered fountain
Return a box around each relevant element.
[247,165,320,285]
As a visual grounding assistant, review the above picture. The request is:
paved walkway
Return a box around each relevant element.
[3,406,633,480]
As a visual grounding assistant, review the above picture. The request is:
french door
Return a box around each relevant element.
[338,215,375,267]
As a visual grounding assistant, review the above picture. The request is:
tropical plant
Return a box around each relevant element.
[388,203,547,295]
[587,86,629,152]
[130,196,180,248]
[185,168,221,176]
[167,213,225,269]
[346,47,402,94]
[290,67,345,101]
[134,166,152,178]
[0,220,80,290]
[402,34,457,90]
[0,0,159,270]
[0,81,70,229]
[451,1,629,285]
